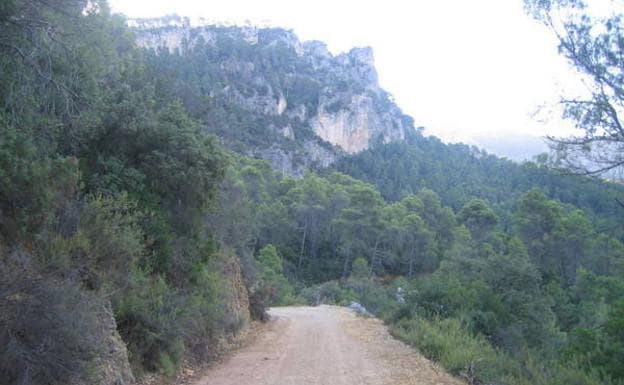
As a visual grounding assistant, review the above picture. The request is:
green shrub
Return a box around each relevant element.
[390,317,518,383]
[0,264,106,385]
[114,274,186,374]
[41,194,144,293]
[158,351,179,377]
[256,244,296,306]
[299,277,398,318]
[344,277,398,319]
[0,123,80,243]
[186,249,254,356]
[507,354,613,385]
[300,280,356,306]
[350,257,370,279]
[389,315,612,385]
[249,287,271,321]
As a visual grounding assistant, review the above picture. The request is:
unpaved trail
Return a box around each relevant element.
[194,305,464,385]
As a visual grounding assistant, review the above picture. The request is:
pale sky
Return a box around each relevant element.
[108,0,602,146]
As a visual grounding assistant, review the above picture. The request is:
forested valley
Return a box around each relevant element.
[1,1,623,385]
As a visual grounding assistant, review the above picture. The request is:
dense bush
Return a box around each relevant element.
[390,315,609,385]
[299,272,399,320]
[0,2,246,381]
[113,251,232,374]
[0,263,106,385]
[0,123,80,243]
[390,312,611,385]
[342,277,400,319]
[391,317,517,383]
[300,280,356,306]
[256,244,297,306]
[114,274,192,375]
[40,195,144,291]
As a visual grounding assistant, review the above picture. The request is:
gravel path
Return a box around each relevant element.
[194,305,464,385]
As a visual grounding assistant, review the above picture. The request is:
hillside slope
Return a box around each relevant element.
[333,135,624,233]
[131,16,624,236]
[132,15,413,175]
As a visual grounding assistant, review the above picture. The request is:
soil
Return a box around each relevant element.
[191,305,465,385]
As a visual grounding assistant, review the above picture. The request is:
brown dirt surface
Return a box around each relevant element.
[192,305,465,385]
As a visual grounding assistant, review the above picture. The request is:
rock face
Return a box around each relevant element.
[131,16,414,173]
[313,92,406,154]
[220,252,251,333]
[92,303,135,385]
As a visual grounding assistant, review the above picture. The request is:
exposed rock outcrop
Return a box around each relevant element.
[130,17,415,174]
[92,303,135,385]
[313,92,406,154]
[220,252,251,334]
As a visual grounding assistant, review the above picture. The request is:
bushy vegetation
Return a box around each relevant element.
[0,1,257,382]
[255,244,297,306]
[390,316,610,385]
[391,317,515,382]
[234,158,624,384]
[0,263,108,385]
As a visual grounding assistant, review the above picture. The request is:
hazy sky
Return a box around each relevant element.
[108,0,594,144]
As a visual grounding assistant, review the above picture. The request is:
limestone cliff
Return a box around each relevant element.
[131,16,414,173]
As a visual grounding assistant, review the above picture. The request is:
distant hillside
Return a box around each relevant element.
[333,133,624,234]
[474,134,548,162]
[132,15,413,175]
[132,16,624,233]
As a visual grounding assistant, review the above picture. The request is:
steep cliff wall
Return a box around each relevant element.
[131,16,415,173]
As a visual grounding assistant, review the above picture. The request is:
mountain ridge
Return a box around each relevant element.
[131,15,414,174]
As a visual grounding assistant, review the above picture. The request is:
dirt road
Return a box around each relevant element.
[194,305,464,385]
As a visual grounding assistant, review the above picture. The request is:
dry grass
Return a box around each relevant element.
[339,308,465,385]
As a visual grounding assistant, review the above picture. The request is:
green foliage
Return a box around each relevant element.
[602,301,624,381]
[563,300,624,383]
[344,277,399,319]
[0,2,236,381]
[81,98,228,233]
[114,274,186,374]
[256,244,296,306]
[390,313,610,385]
[41,194,145,292]
[300,280,357,306]
[300,276,398,319]
[389,233,565,362]
[0,263,107,385]
[0,122,80,242]
[457,198,498,241]
[350,257,370,279]
[514,188,608,286]
[514,188,563,266]
[391,317,516,382]
[334,137,624,234]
